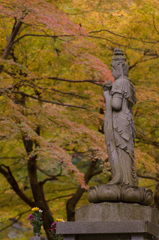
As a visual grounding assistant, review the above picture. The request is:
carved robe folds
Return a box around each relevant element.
[87,48,153,205]
[110,76,138,186]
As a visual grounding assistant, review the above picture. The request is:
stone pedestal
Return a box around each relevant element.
[30,236,46,240]
[76,202,159,224]
[56,203,159,240]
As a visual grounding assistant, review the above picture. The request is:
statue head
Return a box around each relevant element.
[111,47,129,80]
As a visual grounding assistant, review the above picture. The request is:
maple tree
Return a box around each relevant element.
[69,0,159,194]
[0,0,159,239]
[0,0,111,239]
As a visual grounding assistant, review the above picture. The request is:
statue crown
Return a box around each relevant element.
[112,47,126,62]
[114,47,124,56]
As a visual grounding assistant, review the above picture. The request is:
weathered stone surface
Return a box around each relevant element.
[56,220,159,237]
[103,48,138,187]
[30,236,46,240]
[75,202,159,224]
[57,202,159,240]
[87,185,153,205]
[73,234,150,240]
[87,48,153,206]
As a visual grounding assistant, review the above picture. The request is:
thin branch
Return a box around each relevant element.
[31,77,102,86]
[37,166,62,179]
[90,170,102,178]
[47,194,74,203]
[13,29,159,47]
[13,34,57,44]
[39,168,62,185]
[138,174,158,181]
[129,56,159,70]
[11,17,17,36]
[152,14,159,35]
[11,91,89,110]
[0,157,20,159]
[0,164,34,207]
[0,135,7,140]
[37,166,58,178]
[13,33,76,44]
[89,29,158,44]
[40,176,58,185]
[0,221,18,232]
[136,129,159,147]
[48,118,64,126]
[49,187,77,192]
[87,35,147,52]
[144,185,155,188]
[1,68,102,87]
[23,83,89,99]
[0,209,30,232]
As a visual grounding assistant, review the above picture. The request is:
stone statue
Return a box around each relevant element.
[87,48,153,205]
[103,47,138,186]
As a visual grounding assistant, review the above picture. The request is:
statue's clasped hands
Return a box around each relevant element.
[102,80,112,91]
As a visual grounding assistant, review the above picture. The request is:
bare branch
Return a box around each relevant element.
[47,194,74,202]
[0,164,34,207]
[11,17,17,35]
[152,14,159,35]
[136,129,159,147]
[13,33,75,44]
[0,209,30,233]
[90,170,102,177]
[89,29,158,44]
[12,29,159,48]
[31,77,102,86]
[39,168,62,185]
[37,166,58,178]
[1,16,25,60]
[129,56,159,70]
[23,83,89,99]
[87,35,147,52]
[66,157,102,221]
[11,91,90,110]
[40,177,58,185]
[138,174,158,181]
[49,187,77,192]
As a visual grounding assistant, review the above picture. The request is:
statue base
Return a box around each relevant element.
[75,202,159,224]
[87,184,153,205]
[57,221,159,240]
[30,237,45,240]
[56,203,159,240]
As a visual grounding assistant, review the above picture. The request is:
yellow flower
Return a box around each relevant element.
[32,207,39,212]
[56,218,64,222]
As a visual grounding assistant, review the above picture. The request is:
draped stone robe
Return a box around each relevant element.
[104,76,138,186]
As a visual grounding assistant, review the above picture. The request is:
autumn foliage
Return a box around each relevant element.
[0,0,159,239]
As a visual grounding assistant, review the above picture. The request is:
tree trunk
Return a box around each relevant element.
[36,195,54,240]
[0,18,24,75]
[66,159,102,221]
[23,134,54,240]
[66,188,85,221]
[153,182,159,209]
